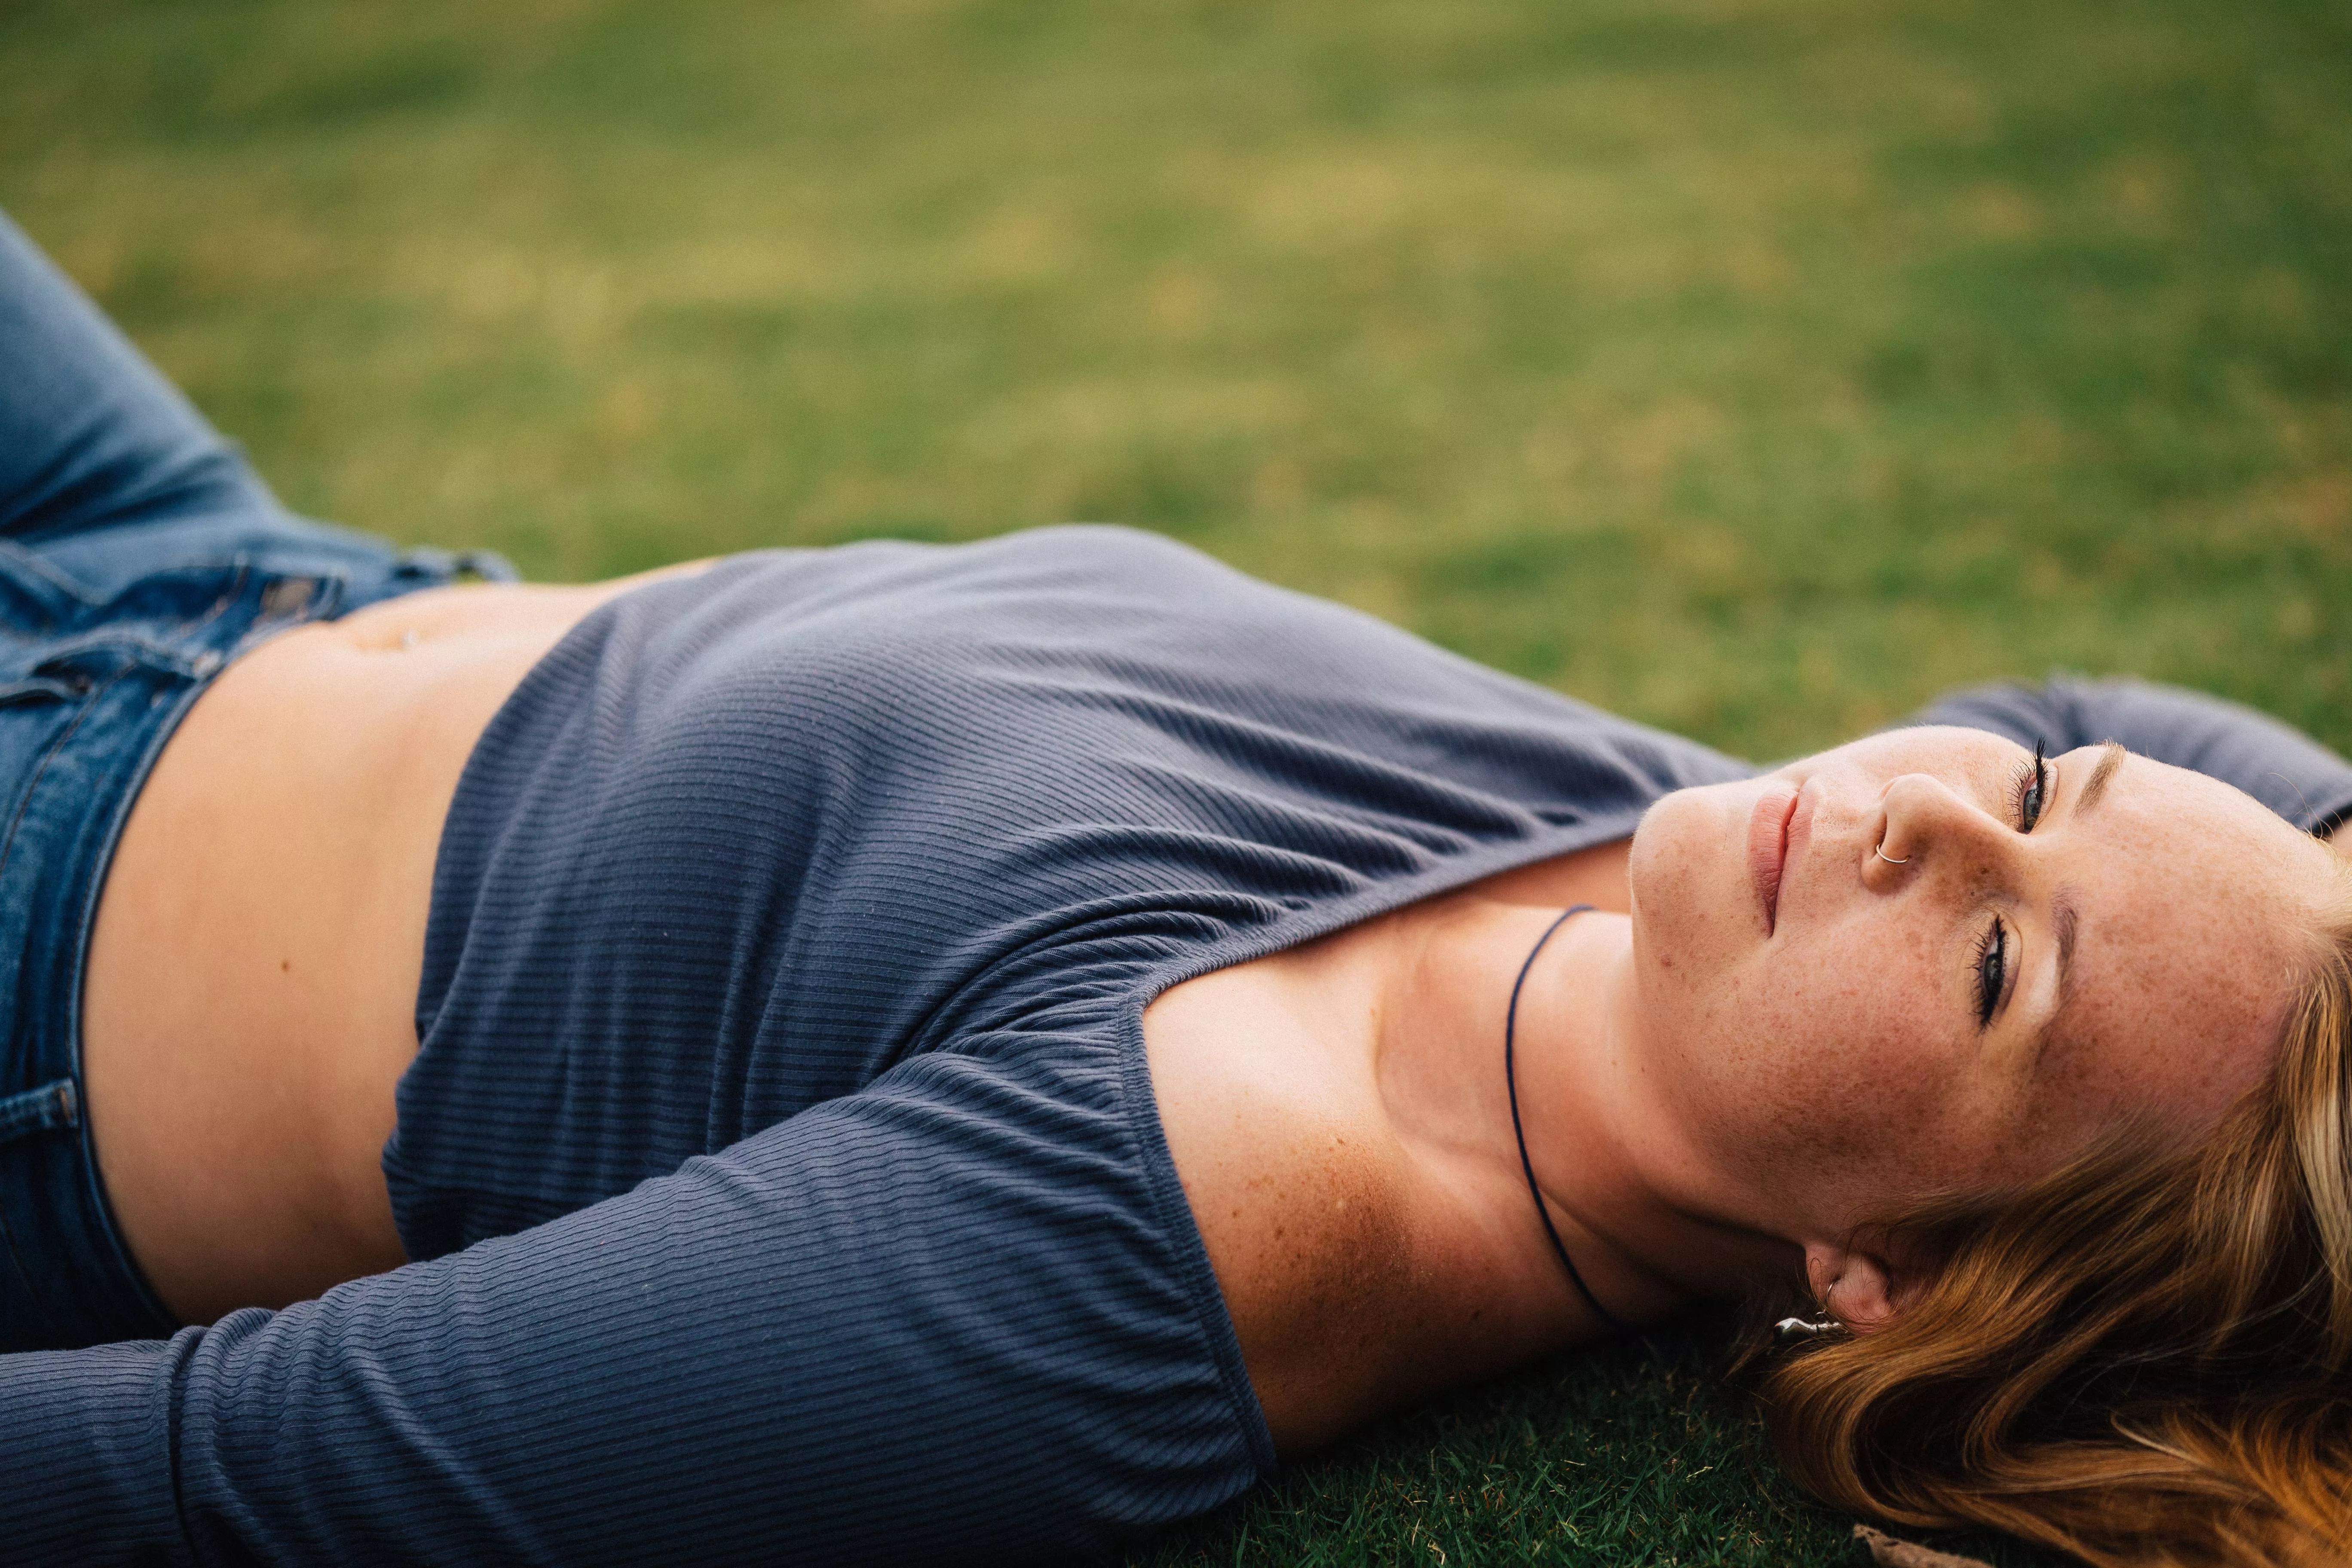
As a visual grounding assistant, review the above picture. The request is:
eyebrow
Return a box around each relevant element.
[2032,891,2081,1072]
[2028,749,2115,1062]
[2073,741,2126,817]
[2052,891,2079,1004]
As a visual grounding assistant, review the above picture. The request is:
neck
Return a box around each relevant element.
[1375,895,1796,1325]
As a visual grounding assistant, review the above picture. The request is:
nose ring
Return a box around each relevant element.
[1874,842,1908,866]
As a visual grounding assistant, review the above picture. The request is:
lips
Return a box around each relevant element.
[1748,779,1800,934]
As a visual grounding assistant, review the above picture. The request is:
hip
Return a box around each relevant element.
[0,517,496,1349]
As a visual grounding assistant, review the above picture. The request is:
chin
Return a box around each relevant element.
[1626,779,1765,982]
[1625,790,1702,943]
[1629,781,1743,893]
[1623,793,1677,919]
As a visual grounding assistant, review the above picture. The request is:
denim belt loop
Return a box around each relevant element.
[0,1079,76,1147]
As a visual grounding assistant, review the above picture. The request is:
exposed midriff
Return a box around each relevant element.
[80,564,704,1325]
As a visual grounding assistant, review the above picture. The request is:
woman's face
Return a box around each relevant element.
[1626,726,2344,1260]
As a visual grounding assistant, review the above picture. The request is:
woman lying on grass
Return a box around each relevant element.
[2,206,2347,1568]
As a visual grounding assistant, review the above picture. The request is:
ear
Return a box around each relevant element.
[1803,1241,1897,1333]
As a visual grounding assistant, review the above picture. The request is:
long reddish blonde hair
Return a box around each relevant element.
[1762,888,2352,1566]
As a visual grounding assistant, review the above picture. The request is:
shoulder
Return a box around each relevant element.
[1143,937,1468,1455]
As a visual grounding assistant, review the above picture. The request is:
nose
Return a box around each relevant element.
[1869,771,2011,885]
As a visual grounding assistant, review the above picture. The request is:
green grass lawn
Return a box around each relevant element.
[4,0,2346,1561]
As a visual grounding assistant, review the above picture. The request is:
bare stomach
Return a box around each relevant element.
[80,563,706,1325]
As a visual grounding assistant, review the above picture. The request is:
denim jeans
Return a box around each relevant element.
[0,209,512,1350]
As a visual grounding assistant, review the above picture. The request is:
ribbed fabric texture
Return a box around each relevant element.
[392,526,1749,1250]
[0,525,1755,1565]
[9,525,2349,1564]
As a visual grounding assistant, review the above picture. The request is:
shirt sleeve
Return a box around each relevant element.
[1902,675,2352,836]
[0,1045,1266,1567]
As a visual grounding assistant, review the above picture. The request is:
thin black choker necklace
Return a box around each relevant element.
[1503,904,1625,1331]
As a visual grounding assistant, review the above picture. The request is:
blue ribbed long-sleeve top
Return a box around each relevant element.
[10,524,2352,1565]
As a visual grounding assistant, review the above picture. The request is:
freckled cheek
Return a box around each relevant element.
[1691,960,1966,1164]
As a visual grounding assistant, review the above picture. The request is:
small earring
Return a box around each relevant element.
[1773,1315,1844,1344]
[1874,842,1908,865]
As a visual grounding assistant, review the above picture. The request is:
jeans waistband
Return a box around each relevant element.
[0,535,497,1351]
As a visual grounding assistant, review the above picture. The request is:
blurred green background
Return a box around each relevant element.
[4,0,2345,1561]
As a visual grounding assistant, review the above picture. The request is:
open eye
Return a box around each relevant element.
[2012,740,2049,832]
[1974,917,2008,1026]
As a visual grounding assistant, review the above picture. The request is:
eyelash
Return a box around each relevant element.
[1973,920,2006,1026]
[1977,741,2050,1024]
[2010,739,2049,833]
